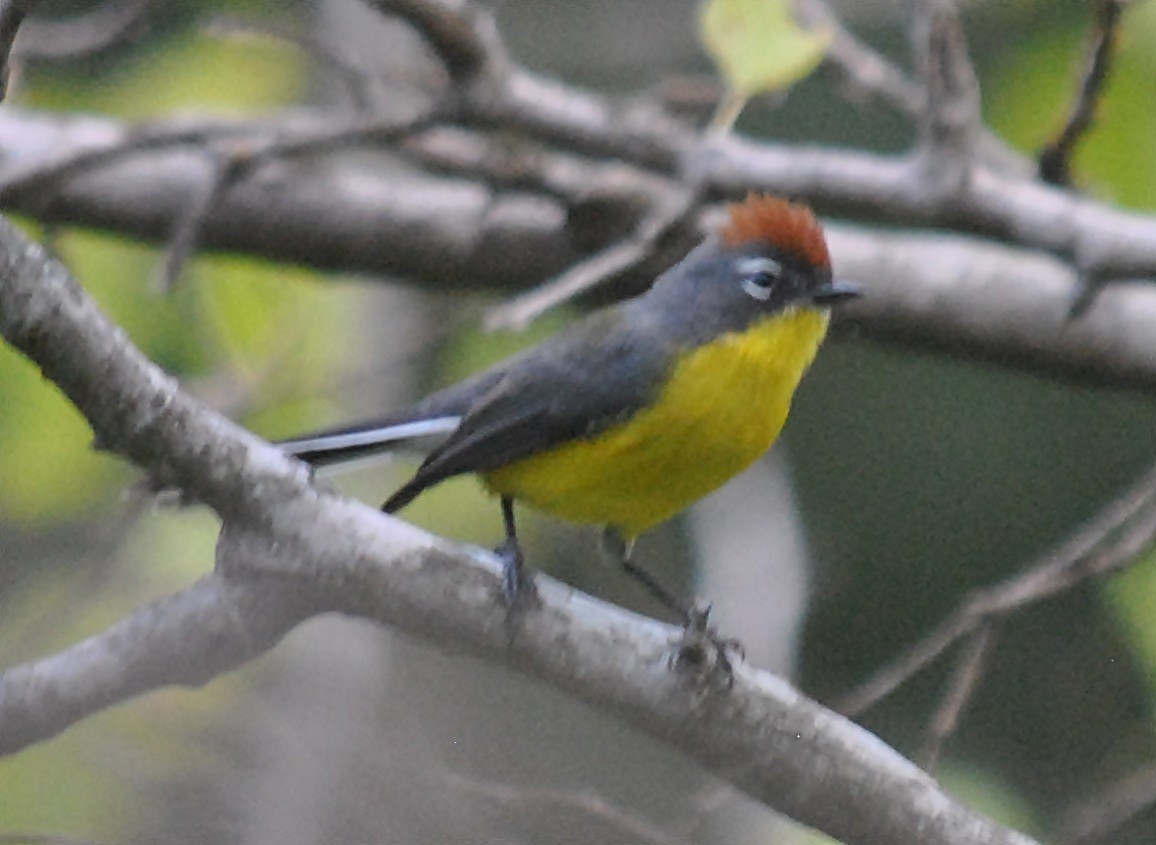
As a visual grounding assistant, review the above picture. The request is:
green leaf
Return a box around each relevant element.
[699,0,831,98]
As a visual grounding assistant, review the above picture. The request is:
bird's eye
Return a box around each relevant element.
[736,257,782,301]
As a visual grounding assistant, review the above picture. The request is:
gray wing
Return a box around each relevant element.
[383,305,674,512]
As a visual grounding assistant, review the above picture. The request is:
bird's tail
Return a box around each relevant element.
[278,414,462,467]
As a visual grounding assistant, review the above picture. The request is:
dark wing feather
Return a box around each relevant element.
[383,305,673,512]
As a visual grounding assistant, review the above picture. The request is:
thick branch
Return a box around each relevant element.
[0,572,319,751]
[2,110,1156,394]
[0,215,1039,845]
[699,134,1156,280]
[7,94,1156,282]
[828,225,1156,392]
[0,110,584,289]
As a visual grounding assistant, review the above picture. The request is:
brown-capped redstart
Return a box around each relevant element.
[279,194,858,647]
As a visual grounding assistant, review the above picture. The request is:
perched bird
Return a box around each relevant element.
[280,194,858,642]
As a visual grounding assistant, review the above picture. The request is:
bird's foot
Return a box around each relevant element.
[673,602,744,685]
[494,538,536,607]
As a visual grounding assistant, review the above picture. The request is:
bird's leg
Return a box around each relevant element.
[601,527,742,679]
[494,495,528,603]
[601,528,688,618]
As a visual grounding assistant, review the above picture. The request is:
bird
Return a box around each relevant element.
[279,193,858,648]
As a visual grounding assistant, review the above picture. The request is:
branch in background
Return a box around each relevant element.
[797,0,922,115]
[459,51,1156,280]
[0,117,252,206]
[0,572,319,752]
[11,0,151,61]
[918,624,997,771]
[5,0,1145,280]
[909,0,982,188]
[0,216,1039,845]
[4,109,1156,394]
[835,459,1156,717]
[1036,0,1127,318]
[441,770,691,845]
[403,125,669,221]
[0,112,586,286]
[1059,761,1156,845]
[0,108,445,206]
[486,183,706,330]
[0,0,38,101]
[797,0,1028,176]
[365,0,506,86]
[1038,0,1126,187]
[146,108,449,291]
[153,148,246,292]
[827,224,1156,393]
[5,9,1156,278]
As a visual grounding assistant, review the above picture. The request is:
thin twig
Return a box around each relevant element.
[799,0,1027,175]
[485,185,706,331]
[837,459,1156,717]
[1058,761,1156,845]
[154,148,247,292]
[797,0,921,115]
[919,623,997,771]
[1040,0,1127,318]
[0,109,446,218]
[151,106,450,290]
[226,108,451,163]
[1038,0,1126,187]
[442,770,692,845]
[403,125,670,212]
[365,0,505,85]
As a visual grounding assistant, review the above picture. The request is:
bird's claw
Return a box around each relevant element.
[673,602,744,684]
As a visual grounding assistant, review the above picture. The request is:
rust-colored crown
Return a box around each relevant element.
[720,193,830,269]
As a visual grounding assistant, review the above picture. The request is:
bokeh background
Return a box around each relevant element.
[3,0,1156,842]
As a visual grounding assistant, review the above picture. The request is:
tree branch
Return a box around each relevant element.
[910,0,982,186]
[1038,0,1126,187]
[11,0,151,62]
[0,572,319,751]
[828,224,1156,393]
[0,0,39,100]
[0,214,1040,845]
[3,110,1156,394]
[836,458,1156,717]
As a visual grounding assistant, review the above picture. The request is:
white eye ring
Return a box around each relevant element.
[737,257,782,301]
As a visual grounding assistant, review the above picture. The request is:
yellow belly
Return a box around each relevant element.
[481,308,830,537]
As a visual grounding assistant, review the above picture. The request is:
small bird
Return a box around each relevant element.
[280,194,858,645]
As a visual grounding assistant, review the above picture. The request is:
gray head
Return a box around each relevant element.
[641,195,859,346]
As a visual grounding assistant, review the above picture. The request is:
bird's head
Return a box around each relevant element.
[644,193,859,342]
[718,192,858,307]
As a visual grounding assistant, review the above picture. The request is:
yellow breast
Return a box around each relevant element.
[481,307,831,537]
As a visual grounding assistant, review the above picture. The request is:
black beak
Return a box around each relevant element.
[811,279,861,305]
